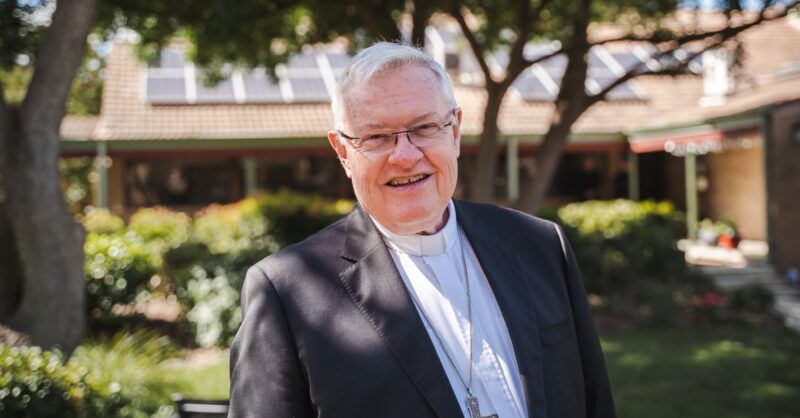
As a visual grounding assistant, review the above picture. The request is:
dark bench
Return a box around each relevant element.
[174,398,229,418]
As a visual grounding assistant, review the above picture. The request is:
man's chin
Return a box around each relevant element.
[383,209,447,235]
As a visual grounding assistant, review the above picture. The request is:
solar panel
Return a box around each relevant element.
[512,72,555,101]
[146,75,186,104]
[325,52,350,69]
[241,70,284,103]
[588,49,617,78]
[159,49,185,69]
[611,52,644,74]
[538,54,567,83]
[287,53,319,70]
[591,76,645,101]
[195,78,236,103]
[288,76,329,102]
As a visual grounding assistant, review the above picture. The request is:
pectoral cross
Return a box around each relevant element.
[466,394,499,418]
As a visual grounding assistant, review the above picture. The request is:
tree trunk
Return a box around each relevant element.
[517,101,587,213]
[0,200,22,320]
[4,116,87,351]
[0,0,97,352]
[410,0,430,47]
[516,0,592,213]
[468,84,506,202]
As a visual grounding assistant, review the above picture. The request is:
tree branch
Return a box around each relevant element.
[586,1,797,106]
[21,0,98,129]
[448,5,495,85]
[587,38,718,106]
[591,0,798,48]
[0,84,9,174]
[347,0,402,41]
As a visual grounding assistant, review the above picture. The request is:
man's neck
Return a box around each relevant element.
[418,206,450,236]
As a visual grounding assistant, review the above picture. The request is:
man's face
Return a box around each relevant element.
[327,64,461,235]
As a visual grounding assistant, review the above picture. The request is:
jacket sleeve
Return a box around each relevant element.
[228,264,314,418]
[554,224,617,418]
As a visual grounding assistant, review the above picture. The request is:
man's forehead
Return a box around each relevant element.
[340,65,448,129]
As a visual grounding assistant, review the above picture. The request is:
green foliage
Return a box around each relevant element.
[60,158,96,214]
[0,1,43,70]
[193,198,277,255]
[0,344,129,417]
[68,329,180,417]
[128,207,192,254]
[557,199,686,295]
[729,284,774,314]
[84,231,159,319]
[257,191,355,246]
[81,207,126,235]
[161,192,352,346]
[183,267,243,347]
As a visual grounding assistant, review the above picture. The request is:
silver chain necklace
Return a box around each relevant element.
[405,226,498,418]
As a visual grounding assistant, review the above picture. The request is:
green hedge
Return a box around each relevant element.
[0,345,128,417]
[557,199,687,295]
[162,192,354,346]
[79,194,355,345]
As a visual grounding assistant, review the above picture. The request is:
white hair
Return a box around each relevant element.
[331,42,457,132]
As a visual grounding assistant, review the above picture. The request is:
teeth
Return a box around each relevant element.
[389,174,427,186]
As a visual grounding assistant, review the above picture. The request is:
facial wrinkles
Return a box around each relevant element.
[339,64,458,235]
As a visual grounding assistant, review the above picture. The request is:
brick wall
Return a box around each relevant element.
[705,147,767,240]
[768,100,800,270]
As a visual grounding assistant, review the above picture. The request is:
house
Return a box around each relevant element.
[59,12,800,270]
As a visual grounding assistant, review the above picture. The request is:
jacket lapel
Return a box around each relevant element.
[455,200,547,418]
[337,206,462,418]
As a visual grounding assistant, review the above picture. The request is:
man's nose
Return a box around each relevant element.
[387,132,423,166]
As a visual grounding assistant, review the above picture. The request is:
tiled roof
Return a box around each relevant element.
[60,13,800,143]
[61,115,99,140]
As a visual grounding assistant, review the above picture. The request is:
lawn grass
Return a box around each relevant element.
[602,324,800,418]
[162,350,230,400]
[159,325,800,418]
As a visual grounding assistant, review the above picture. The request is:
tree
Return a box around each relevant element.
[0,0,98,352]
[439,0,799,210]
[0,0,431,351]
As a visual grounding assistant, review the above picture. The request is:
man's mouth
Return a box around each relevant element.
[387,174,430,187]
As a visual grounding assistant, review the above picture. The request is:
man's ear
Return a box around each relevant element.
[452,107,463,157]
[327,130,352,178]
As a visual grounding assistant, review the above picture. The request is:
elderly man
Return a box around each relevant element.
[229,42,616,418]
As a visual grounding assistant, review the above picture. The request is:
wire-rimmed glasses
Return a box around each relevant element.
[337,108,458,155]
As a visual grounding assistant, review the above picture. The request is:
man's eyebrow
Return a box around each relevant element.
[361,112,439,130]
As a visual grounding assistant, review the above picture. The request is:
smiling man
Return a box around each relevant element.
[229,42,616,418]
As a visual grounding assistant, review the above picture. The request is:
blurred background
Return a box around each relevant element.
[1,0,800,417]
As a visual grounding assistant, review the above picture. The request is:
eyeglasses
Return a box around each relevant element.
[337,108,458,155]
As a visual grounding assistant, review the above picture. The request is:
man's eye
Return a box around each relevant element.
[411,124,440,137]
[363,134,392,142]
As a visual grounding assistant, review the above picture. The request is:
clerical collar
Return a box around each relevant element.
[369,200,458,257]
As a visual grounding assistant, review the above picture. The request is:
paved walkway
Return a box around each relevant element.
[685,240,800,332]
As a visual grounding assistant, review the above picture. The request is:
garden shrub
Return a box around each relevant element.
[164,244,263,346]
[84,231,159,319]
[729,284,774,314]
[257,191,354,246]
[557,199,686,295]
[0,344,129,417]
[183,266,243,347]
[81,207,125,235]
[193,198,277,255]
[68,329,180,417]
[127,207,191,255]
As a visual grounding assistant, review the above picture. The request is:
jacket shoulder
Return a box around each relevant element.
[250,213,351,280]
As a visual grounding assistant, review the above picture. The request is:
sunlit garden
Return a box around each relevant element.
[3,187,799,417]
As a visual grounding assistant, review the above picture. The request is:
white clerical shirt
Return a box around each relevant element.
[370,200,528,418]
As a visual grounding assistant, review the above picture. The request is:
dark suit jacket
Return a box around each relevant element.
[229,200,616,418]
